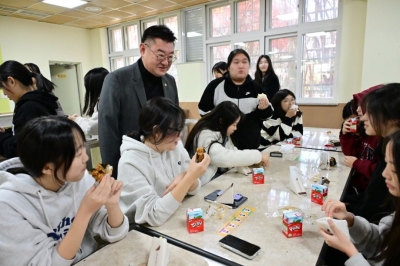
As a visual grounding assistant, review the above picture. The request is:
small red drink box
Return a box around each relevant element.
[282,211,303,238]
[311,184,328,205]
[186,208,204,234]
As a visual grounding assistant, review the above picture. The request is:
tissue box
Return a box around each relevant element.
[311,184,328,205]
[187,208,204,234]
[282,211,303,238]
[252,168,264,184]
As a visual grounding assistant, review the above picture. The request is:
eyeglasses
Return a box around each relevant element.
[145,43,177,63]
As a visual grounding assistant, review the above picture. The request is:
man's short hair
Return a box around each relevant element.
[141,25,177,44]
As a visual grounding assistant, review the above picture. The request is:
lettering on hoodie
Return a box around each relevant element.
[47,216,75,240]
[360,143,374,161]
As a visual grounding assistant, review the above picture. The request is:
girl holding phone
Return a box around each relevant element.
[0,116,128,265]
[185,101,270,185]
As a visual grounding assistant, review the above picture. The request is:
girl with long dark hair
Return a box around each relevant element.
[0,60,58,158]
[320,129,400,265]
[254,55,280,101]
[118,97,210,226]
[69,67,109,136]
[185,101,270,184]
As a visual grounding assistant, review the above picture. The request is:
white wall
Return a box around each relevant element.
[337,0,367,102]
[361,0,400,88]
[0,16,108,107]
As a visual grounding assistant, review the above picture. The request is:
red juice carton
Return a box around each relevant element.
[186,208,204,234]
[349,117,359,133]
[311,184,328,205]
[282,211,303,238]
[252,167,265,184]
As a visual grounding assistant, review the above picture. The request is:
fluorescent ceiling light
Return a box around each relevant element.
[280,55,293,59]
[268,51,278,55]
[187,31,202,38]
[43,0,87,9]
[324,44,336,48]
[276,12,298,21]
[234,42,245,46]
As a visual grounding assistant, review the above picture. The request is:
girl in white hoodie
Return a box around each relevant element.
[118,97,210,226]
[0,116,128,266]
[69,67,109,136]
[185,101,270,185]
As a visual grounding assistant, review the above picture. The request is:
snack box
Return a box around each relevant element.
[252,167,265,184]
[311,184,328,205]
[187,208,204,234]
[349,117,359,133]
[282,211,303,238]
[293,137,302,146]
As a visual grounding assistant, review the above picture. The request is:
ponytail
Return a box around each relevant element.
[31,72,56,93]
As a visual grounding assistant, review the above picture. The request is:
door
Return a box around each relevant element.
[50,64,82,116]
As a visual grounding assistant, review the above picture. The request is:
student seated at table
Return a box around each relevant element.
[118,97,210,226]
[344,83,400,223]
[185,101,270,185]
[319,129,400,266]
[340,86,380,196]
[260,89,303,148]
[0,116,128,265]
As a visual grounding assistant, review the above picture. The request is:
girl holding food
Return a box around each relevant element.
[0,116,128,265]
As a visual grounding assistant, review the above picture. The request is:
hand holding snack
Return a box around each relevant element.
[257,93,270,110]
[261,153,270,167]
[319,219,358,257]
[81,175,112,215]
[188,153,210,180]
[322,199,353,224]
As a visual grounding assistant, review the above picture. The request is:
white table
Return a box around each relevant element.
[140,146,349,265]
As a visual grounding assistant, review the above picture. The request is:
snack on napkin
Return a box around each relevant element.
[196,147,205,162]
[89,163,113,183]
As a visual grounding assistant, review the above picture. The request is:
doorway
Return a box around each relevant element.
[49,63,82,116]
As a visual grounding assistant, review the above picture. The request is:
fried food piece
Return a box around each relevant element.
[196,147,205,162]
[89,163,113,183]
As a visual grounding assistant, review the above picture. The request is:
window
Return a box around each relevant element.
[270,0,299,28]
[111,57,125,71]
[236,0,260,33]
[126,25,139,50]
[301,31,336,98]
[234,41,260,78]
[211,44,231,68]
[210,5,231,37]
[163,16,179,41]
[269,36,297,92]
[127,56,140,65]
[184,8,203,62]
[110,28,123,52]
[304,0,338,22]
[144,20,158,29]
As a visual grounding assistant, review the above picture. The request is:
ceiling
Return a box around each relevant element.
[0,0,217,29]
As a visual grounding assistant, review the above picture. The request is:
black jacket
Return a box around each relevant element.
[347,140,395,223]
[198,75,273,150]
[0,91,58,158]
[260,74,280,101]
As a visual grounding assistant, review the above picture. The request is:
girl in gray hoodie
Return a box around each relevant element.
[319,128,400,266]
[0,116,129,266]
[118,97,210,226]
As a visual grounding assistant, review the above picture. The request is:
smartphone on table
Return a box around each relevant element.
[219,234,261,260]
[204,190,248,209]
